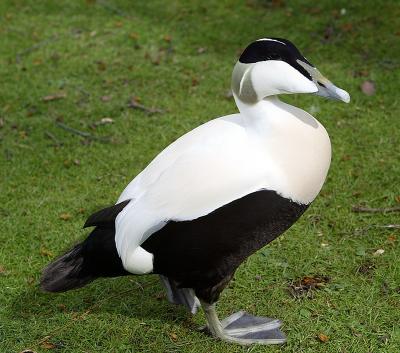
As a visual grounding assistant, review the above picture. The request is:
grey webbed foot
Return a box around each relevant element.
[201,302,286,345]
[221,311,286,344]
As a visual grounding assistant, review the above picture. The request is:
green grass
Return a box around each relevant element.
[1,0,399,352]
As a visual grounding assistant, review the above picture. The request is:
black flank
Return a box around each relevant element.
[142,189,308,304]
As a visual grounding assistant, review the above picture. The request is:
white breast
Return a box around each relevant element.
[246,98,331,204]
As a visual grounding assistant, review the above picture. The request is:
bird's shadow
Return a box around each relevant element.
[9,275,194,326]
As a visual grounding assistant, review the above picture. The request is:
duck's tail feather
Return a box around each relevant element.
[41,226,129,292]
[40,242,93,292]
[41,201,131,293]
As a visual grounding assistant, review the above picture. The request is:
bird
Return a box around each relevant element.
[41,37,350,345]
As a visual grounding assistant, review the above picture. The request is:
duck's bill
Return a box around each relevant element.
[314,79,350,103]
[297,60,350,103]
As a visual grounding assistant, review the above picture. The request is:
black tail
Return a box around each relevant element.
[41,201,131,292]
[41,241,92,292]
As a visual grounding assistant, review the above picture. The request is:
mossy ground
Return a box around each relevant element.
[0,1,399,352]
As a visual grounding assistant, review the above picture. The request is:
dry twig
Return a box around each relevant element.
[128,98,164,114]
[45,131,63,147]
[56,122,110,142]
[16,36,59,63]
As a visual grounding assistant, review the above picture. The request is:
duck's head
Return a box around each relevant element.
[232,38,350,104]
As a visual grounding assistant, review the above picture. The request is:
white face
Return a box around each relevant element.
[250,60,318,100]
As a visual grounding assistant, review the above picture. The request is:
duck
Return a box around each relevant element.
[41,37,350,345]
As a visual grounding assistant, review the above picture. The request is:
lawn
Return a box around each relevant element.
[0,1,399,352]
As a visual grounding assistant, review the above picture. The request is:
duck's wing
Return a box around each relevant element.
[114,114,276,273]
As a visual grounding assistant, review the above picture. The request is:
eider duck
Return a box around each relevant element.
[41,38,350,345]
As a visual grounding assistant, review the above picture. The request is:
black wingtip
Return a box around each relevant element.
[83,199,131,228]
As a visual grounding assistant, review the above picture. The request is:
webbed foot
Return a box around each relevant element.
[201,302,286,345]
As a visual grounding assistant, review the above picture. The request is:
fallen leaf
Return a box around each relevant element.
[129,32,139,40]
[97,117,114,125]
[169,332,178,341]
[71,312,80,319]
[40,339,56,349]
[101,95,111,102]
[361,80,375,96]
[387,235,396,243]
[395,195,400,203]
[144,51,161,65]
[0,117,4,128]
[27,277,35,285]
[59,213,72,221]
[57,303,67,312]
[90,30,97,37]
[270,0,285,8]
[301,276,329,287]
[341,23,353,32]
[26,105,39,117]
[0,265,7,275]
[317,333,329,343]
[96,61,107,71]
[73,159,81,166]
[331,9,340,19]
[191,77,200,86]
[42,92,67,102]
[40,247,54,257]
[197,47,206,54]
[288,275,330,298]
[373,249,384,256]
[353,70,369,77]
[163,35,172,42]
[308,7,321,14]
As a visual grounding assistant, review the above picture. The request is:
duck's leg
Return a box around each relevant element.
[201,301,286,345]
[159,275,200,314]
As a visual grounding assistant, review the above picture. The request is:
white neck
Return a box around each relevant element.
[234,94,280,117]
[233,93,319,133]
